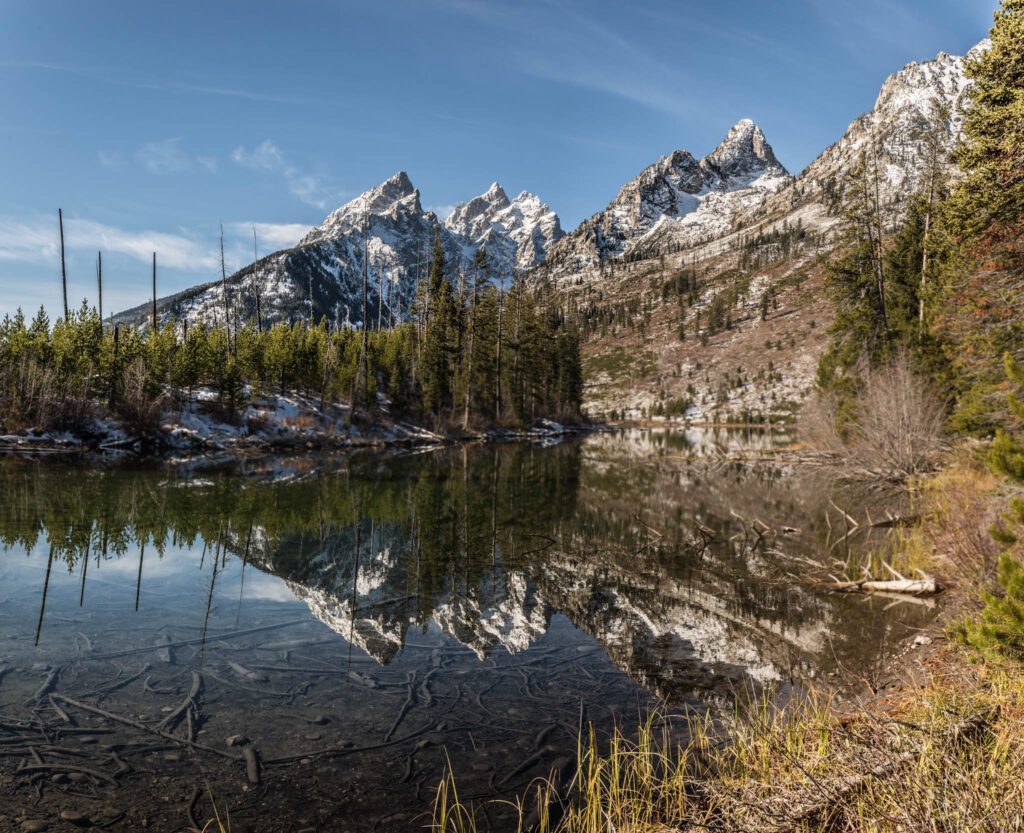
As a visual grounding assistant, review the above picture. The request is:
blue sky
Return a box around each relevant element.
[0,0,995,317]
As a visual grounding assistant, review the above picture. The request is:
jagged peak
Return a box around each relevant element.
[703,118,783,179]
[299,170,423,246]
[380,170,415,193]
[484,181,508,202]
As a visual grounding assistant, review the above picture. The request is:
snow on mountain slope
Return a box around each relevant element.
[542,119,790,274]
[116,172,564,329]
[534,42,987,425]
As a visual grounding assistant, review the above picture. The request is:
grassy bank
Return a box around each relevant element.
[432,451,1024,832]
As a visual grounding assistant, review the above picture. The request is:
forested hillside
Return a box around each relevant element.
[0,235,583,442]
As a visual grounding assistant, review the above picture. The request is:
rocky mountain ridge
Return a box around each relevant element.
[115,173,563,329]
[542,119,791,275]
[443,181,564,273]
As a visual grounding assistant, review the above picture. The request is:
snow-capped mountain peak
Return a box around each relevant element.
[540,121,791,270]
[120,169,564,330]
[301,171,421,247]
[702,119,786,189]
[444,182,564,273]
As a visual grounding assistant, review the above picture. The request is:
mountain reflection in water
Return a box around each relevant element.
[0,429,931,831]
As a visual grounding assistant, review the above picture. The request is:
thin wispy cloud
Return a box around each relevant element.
[97,150,122,169]
[800,0,970,65]
[0,60,309,106]
[231,139,344,209]
[435,0,695,118]
[427,204,457,221]
[0,215,219,271]
[135,138,192,174]
[232,221,311,251]
[156,81,308,105]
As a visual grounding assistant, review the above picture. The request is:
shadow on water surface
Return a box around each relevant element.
[0,428,933,831]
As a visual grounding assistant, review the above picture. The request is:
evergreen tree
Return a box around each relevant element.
[419,234,454,416]
[940,0,1024,432]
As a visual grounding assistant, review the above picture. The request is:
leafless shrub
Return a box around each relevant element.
[801,352,947,482]
[848,353,947,478]
[114,357,166,438]
[797,390,846,454]
[0,356,92,433]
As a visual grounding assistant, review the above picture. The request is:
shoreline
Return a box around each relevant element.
[0,389,604,463]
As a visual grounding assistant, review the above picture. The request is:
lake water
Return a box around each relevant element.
[0,429,931,832]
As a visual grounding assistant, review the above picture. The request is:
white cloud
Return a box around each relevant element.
[231,139,286,171]
[0,214,219,271]
[136,138,192,174]
[232,221,311,251]
[231,139,342,209]
[132,140,219,176]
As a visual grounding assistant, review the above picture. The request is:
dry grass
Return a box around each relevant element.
[433,670,1024,833]
[846,454,1003,586]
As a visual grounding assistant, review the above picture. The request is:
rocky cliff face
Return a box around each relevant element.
[744,41,983,238]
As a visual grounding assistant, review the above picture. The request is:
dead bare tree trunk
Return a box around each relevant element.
[151,252,158,331]
[361,217,369,400]
[252,226,263,333]
[512,277,522,415]
[376,256,383,331]
[495,270,505,421]
[220,224,230,351]
[59,208,69,320]
[97,251,103,326]
[868,142,888,334]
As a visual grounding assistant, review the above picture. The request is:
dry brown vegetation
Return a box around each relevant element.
[0,356,93,433]
[801,353,947,483]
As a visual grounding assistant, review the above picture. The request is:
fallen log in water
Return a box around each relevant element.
[828,562,940,596]
[829,577,939,596]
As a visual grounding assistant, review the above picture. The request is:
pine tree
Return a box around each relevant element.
[817,152,891,389]
[940,0,1024,432]
[419,234,454,416]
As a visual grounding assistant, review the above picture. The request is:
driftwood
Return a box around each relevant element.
[828,562,940,596]
[830,577,939,596]
[156,671,201,731]
[16,761,119,786]
[53,694,240,761]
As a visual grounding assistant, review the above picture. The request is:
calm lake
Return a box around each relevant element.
[0,429,930,832]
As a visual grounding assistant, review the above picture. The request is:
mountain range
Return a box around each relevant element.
[116,40,985,419]
[115,173,562,329]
